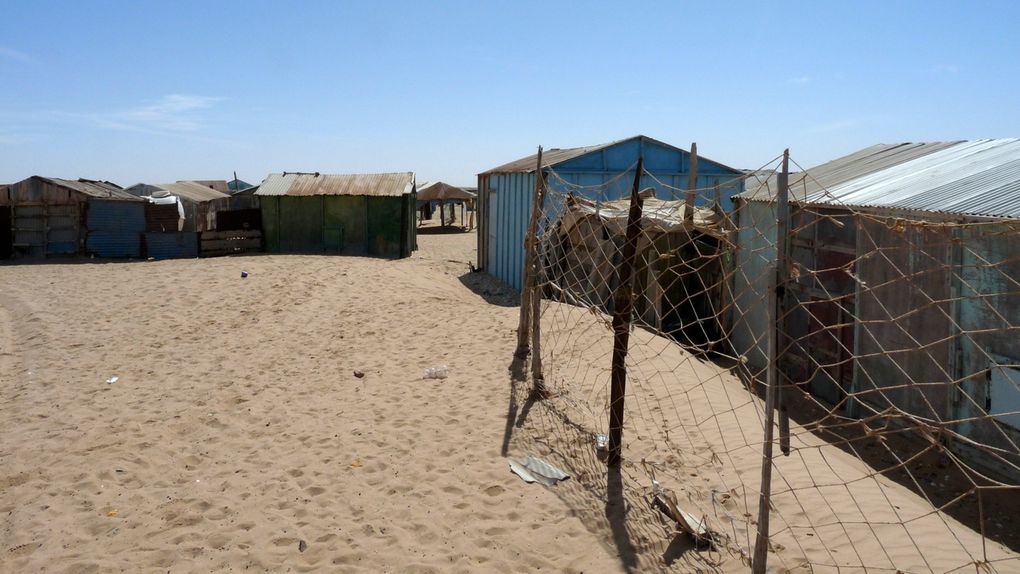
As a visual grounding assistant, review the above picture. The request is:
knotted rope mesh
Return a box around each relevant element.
[520,153,1020,572]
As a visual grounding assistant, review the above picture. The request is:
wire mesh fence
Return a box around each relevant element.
[515,148,1020,573]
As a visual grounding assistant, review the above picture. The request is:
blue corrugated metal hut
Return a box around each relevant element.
[0,176,144,259]
[477,135,745,290]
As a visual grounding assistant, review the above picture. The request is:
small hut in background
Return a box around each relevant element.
[417,181,476,228]
[125,181,230,232]
[257,172,417,258]
[1,176,145,259]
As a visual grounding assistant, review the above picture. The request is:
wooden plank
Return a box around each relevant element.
[607,157,645,468]
[684,142,699,222]
[202,229,261,240]
[201,238,261,251]
[752,149,789,574]
[516,146,543,358]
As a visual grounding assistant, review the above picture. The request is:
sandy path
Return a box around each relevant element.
[0,228,627,573]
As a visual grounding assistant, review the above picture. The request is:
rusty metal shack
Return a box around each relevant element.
[125,181,231,232]
[1,176,145,259]
[731,138,1020,478]
[257,172,417,258]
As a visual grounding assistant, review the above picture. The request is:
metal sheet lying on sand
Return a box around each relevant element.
[508,456,569,486]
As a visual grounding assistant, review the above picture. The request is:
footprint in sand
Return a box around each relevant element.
[484,485,505,497]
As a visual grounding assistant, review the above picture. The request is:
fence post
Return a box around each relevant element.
[777,154,792,456]
[607,157,646,468]
[531,171,549,396]
[752,149,789,574]
[515,146,544,359]
[684,142,699,221]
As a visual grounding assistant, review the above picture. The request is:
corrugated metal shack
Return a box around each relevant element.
[125,181,231,232]
[731,138,1020,478]
[257,172,416,258]
[478,135,744,290]
[1,176,145,259]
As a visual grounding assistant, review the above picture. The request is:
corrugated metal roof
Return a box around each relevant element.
[185,180,230,194]
[738,142,961,202]
[481,135,740,175]
[151,181,231,203]
[255,172,415,197]
[39,177,142,201]
[737,139,1020,219]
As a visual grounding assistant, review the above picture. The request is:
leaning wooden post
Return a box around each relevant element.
[752,149,790,574]
[776,154,792,456]
[684,142,699,222]
[515,146,544,358]
[607,157,646,468]
[530,171,549,396]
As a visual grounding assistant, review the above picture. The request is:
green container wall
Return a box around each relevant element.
[260,194,415,258]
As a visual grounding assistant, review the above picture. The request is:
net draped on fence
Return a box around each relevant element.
[515,150,1020,573]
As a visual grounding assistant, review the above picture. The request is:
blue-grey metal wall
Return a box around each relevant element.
[85,199,145,258]
[145,232,199,259]
[481,138,744,290]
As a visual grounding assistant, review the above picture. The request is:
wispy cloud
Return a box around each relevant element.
[800,119,857,135]
[0,46,33,63]
[788,76,811,85]
[91,94,223,132]
[933,63,959,75]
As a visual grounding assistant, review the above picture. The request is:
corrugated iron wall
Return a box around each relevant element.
[259,194,413,258]
[145,232,199,259]
[85,200,145,258]
[479,139,744,290]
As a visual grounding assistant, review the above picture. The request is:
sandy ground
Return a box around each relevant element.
[1,224,1018,573]
[0,226,626,573]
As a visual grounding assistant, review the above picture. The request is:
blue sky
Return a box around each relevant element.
[1,1,1017,187]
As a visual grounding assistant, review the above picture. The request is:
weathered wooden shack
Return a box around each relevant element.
[478,135,744,290]
[1,176,145,259]
[731,138,1020,478]
[257,172,416,258]
[544,193,731,352]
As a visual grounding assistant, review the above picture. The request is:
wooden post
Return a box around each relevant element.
[684,142,699,223]
[515,147,544,358]
[776,154,791,456]
[531,171,549,396]
[752,149,789,574]
[607,157,645,468]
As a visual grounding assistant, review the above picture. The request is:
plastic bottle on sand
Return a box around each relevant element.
[426,367,450,379]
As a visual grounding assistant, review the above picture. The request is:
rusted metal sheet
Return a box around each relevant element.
[256,172,415,198]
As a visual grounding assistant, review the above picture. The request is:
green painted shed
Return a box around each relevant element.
[256,172,416,258]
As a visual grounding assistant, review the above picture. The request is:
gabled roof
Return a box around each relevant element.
[737,139,1020,219]
[256,172,415,197]
[33,177,141,201]
[417,181,477,201]
[480,135,741,175]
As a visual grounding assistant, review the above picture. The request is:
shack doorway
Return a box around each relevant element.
[0,206,11,259]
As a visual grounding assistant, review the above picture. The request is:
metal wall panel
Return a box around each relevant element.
[86,231,142,258]
[87,199,146,232]
[145,232,199,259]
[85,199,143,257]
